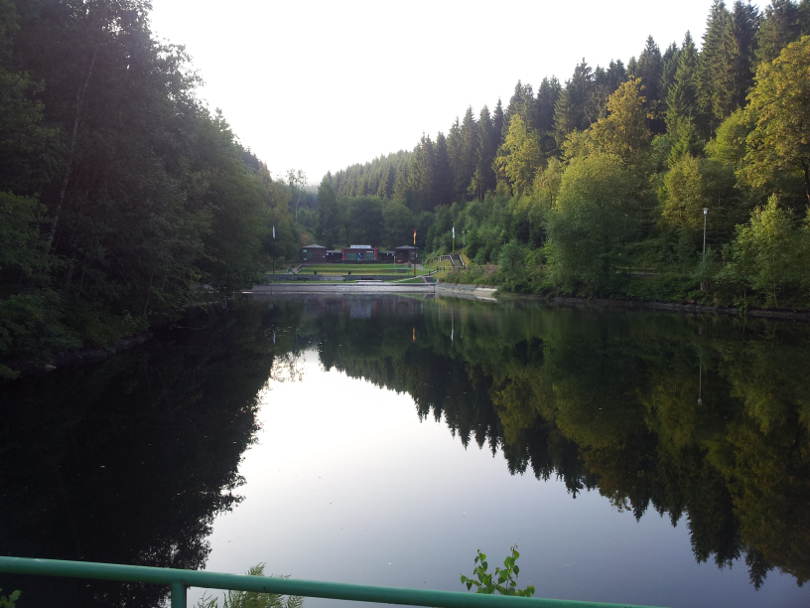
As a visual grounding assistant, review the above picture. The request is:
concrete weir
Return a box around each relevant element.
[245,282,499,301]
[246,282,437,295]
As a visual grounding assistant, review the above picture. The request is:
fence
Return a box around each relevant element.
[0,556,665,608]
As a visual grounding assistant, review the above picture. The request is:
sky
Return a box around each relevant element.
[148,0,759,186]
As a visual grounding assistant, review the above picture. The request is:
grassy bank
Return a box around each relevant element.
[440,261,810,313]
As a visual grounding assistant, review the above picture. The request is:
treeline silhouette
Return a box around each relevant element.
[0,0,302,377]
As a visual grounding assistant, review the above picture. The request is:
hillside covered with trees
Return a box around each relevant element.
[317,0,810,307]
[0,0,302,377]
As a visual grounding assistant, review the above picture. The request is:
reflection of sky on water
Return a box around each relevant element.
[190,349,807,608]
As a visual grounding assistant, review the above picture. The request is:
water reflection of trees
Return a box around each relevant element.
[0,304,293,607]
[311,299,810,589]
[3,296,807,603]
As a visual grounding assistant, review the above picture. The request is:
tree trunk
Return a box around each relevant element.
[46,44,99,253]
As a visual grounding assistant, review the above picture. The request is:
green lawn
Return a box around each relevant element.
[299,263,411,274]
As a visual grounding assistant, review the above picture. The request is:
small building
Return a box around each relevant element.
[342,244,378,262]
[300,244,327,263]
[394,245,419,264]
[325,249,342,262]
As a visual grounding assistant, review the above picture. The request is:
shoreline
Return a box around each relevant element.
[9,283,809,380]
[2,299,230,381]
[496,291,810,322]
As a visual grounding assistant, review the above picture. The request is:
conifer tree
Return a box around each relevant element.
[505,81,536,131]
[317,175,341,247]
[409,135,435,212]
[636,36,665,132]
[756,0,801,63]
[446,117,463,201]
[666,32,702,158]
[376,164,396,199]
[731,1,761,108]
[457,107,480,200]
[698,0,739,130]
[493,99,506,143]
[660,43,680,102]
[535,77,563,159]
[472,106,498,198]
[433,132,454,206]
[554,60,595,147]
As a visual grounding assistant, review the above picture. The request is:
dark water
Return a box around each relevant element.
[1,295,809,608]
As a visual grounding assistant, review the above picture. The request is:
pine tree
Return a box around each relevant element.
[591,60,627,122]
[554,60,595,147]
[493,99,506,143]
[756,0,801,64]
[505,81,536,131]
[458,107,480,200]
[433,132,454,206]
[409,135,435,212]
[636,36,665,132]
[535,77,562,159]
[698,1,739,129]
[666,32,702,158]
[472,106,498,198]
[731,0,761,108]
[660,43,680,103]
[446,117,462,201]
[317,175,341,247]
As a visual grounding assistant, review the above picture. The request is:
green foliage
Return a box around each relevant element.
[196,565,303,608]
[0,0,304,372]
[661,154,709,234]
[314,14,810,311]
[460,547,535,597]
[0,192,49,284]
[0,589,21,608]
[0,290,76,361]
[547,153,646,293]
[723,195,809,306]
[573,78,652,166]
[495,115,542,195]
[383,200,414,246]
[441,264,496,286]
[705,108,753,171]
[740,35,810,206]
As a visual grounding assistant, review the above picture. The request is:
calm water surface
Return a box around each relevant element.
[1,295,809,608]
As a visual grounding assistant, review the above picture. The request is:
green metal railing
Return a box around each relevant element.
[0,556,666,608]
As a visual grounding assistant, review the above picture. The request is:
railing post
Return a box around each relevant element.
[171,581,187,608]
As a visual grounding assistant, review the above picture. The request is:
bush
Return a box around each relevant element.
[196,565,303,608]
[460,546,535,597]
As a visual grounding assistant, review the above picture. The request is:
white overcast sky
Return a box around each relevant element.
[149,0,762,185]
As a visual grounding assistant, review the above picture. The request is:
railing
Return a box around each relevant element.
[0,556,666,608]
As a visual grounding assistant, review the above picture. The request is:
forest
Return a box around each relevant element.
[3,0,810,377]
[0,0,302,377]
[314,0,810,307]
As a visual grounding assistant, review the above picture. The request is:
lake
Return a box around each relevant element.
[1,294,808,608]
